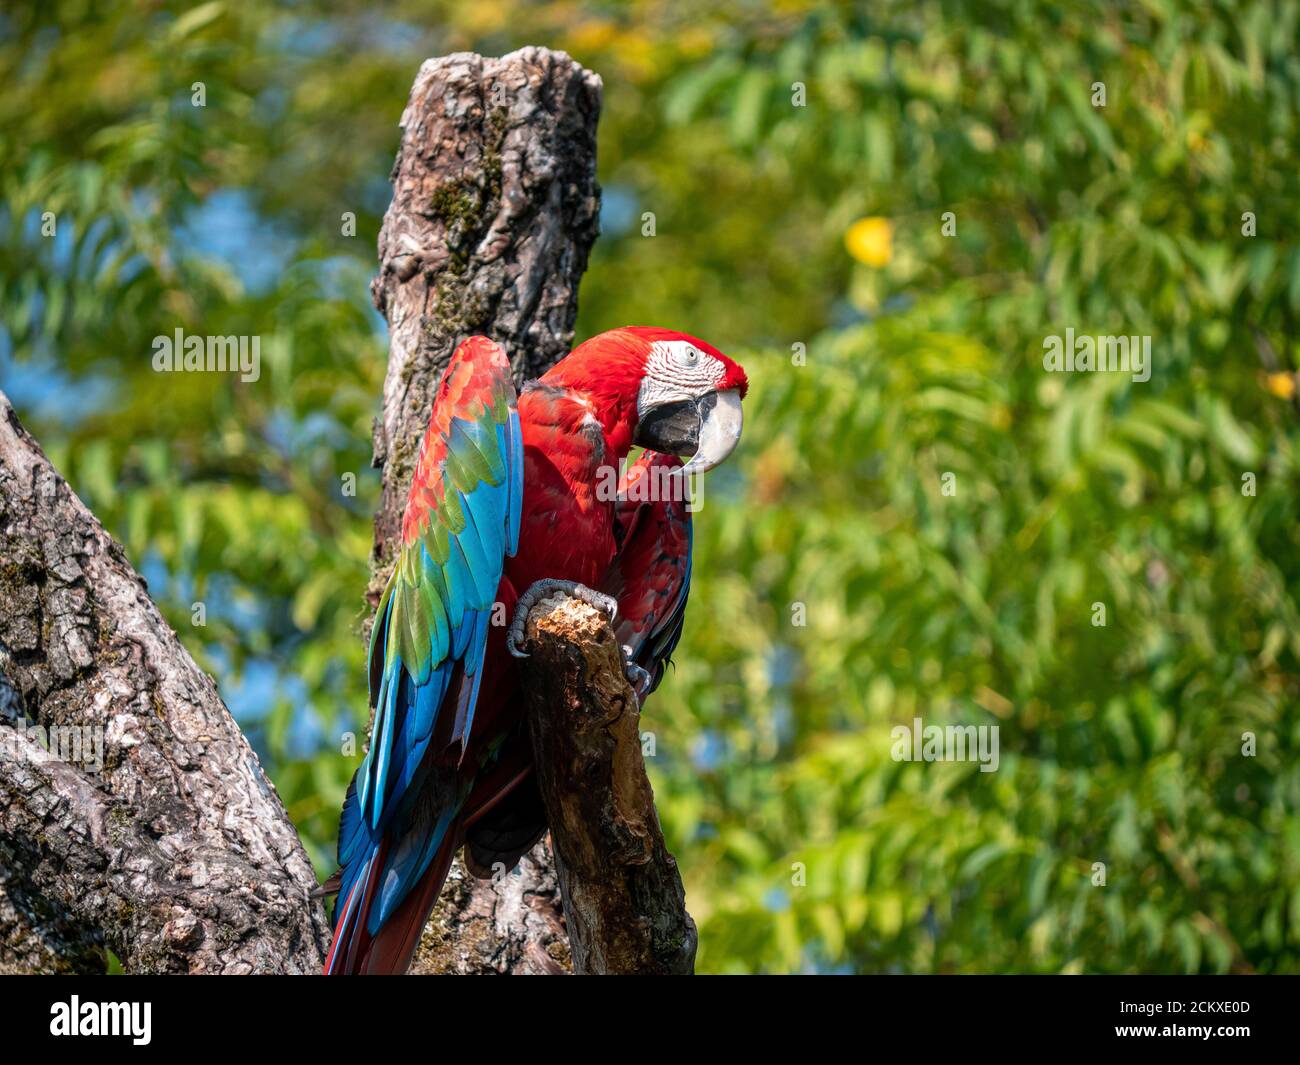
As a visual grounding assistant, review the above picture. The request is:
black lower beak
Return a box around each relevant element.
[633,394,716,456]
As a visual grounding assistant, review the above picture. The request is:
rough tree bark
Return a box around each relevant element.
[0,394,330,973]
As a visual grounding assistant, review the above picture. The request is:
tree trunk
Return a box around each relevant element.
[0,395,329,973]
[368,47,602,975]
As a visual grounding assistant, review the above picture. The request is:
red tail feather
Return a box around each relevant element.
[324,825,462,975]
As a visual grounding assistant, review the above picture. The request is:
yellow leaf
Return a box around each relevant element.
[1265,372,1296,399]
[845,217,893,268]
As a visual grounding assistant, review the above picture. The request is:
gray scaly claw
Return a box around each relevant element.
[622,646,652,702]
[507,578,619,659]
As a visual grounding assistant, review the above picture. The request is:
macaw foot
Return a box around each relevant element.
[621,647,653,702]
[507,579,618,659]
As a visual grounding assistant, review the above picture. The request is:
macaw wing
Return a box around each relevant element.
[604,451,693,694]
[352,335,523,846]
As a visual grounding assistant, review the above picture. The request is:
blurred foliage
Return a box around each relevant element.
[3,0,1299,973]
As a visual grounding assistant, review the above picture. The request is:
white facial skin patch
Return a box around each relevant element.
[636,340,728,415]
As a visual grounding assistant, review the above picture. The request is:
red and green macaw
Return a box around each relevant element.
[323,327,748,974]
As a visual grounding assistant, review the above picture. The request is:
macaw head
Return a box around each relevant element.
[542,326,749,474]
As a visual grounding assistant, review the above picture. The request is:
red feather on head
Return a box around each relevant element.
[542,326,747,397]
[538,326,748,453]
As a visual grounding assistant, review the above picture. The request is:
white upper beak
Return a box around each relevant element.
[681,389,744,476]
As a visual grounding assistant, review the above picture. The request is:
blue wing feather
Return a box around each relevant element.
[506,412,523,556]
[333,338,524,933]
